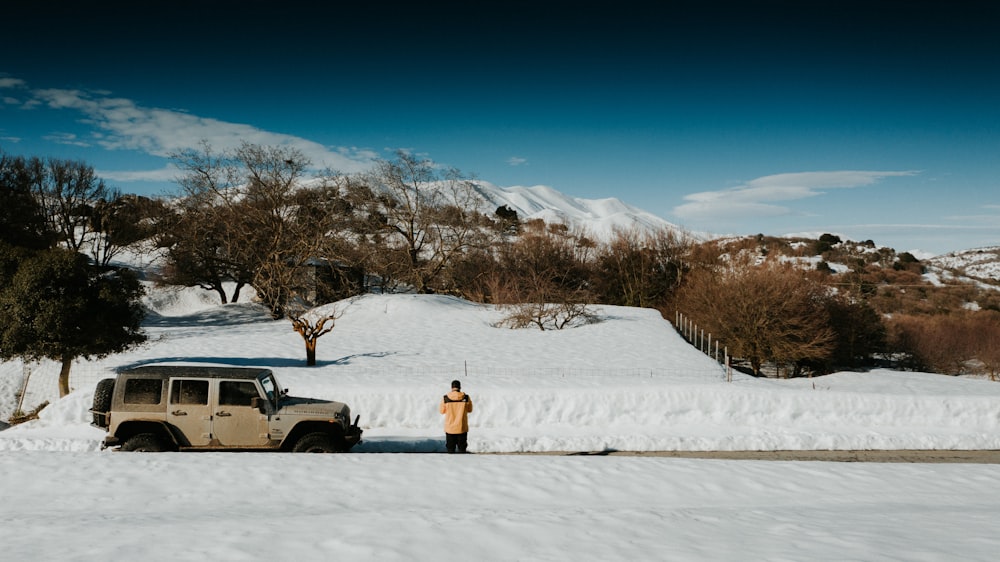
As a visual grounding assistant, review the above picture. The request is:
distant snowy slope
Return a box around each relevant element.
[927,246,1000,284]
[469,181,691,241]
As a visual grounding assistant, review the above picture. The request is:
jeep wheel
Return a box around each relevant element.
[292,432,342,453]
[121,433,167,452]
[92,378,115,427]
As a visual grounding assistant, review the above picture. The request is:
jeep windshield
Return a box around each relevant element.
[259,373,283,403]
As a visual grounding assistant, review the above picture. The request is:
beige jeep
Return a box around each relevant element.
[91,365,362,452]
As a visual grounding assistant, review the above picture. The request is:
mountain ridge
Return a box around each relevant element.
[468,180,694,241]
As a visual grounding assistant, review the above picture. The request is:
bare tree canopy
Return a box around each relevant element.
[0,151,55,250]
[594,227,689,308]
[289,304,344,366]
[355,151,488,294]
[169,142,354,318]
[678,260,836,376]
[31,157,112,254]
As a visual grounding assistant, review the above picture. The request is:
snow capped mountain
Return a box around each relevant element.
[468,180,692,241]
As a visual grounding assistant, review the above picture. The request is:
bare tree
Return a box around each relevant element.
[0,151,55,250]
[970,311,1000,381]
[89,192,165,267]
[31,157,112,254]
[157,200,251,304]
[493,226,598,330]
[357,152,487,293]
[678,260,836,376]
[594,226,690,308]
[170,142,353,318]
[497,301,597,331]
[289,304,344,366]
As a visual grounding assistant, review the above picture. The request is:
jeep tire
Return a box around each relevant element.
[92,378,115,427]
[120,433,168,452]
[292,432,341,453]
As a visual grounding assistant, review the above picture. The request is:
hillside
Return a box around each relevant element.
[925,246,1000,286]
[467,180,692,241]
[695,233,1000,293]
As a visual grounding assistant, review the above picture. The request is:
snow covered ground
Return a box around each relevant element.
[2,286,1000,560]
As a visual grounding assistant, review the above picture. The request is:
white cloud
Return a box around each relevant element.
[97,164,181,183]
[674,170,920,221]
[0,77,26,89]
[507,156,527,166]
[943,214,1000,224]
[28,87,377,174]
[746,170,918,190]
[42,132,90,147]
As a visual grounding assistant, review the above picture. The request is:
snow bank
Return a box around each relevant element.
[3,452,1000,561]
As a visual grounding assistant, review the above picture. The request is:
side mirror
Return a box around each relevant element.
[251,397,268,414]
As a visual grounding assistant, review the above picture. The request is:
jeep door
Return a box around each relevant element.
[212,379,270,447]
[167,378,212,446]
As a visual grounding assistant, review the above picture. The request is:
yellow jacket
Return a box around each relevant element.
[439,390,472,434]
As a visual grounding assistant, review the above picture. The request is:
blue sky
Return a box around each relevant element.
[2,0,998,256]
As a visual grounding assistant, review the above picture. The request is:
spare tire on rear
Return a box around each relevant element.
[92,378,115,427]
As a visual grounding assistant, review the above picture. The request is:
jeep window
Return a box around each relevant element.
[219,381,260,406]
[123,378,163,405]
[260,375,276,402]
[170,379,209,405]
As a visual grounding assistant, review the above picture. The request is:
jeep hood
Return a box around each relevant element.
[277,396,349,416]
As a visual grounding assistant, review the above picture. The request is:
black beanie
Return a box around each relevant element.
[451,380,461,390]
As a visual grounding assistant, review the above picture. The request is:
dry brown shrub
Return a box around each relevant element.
[677,261,835,376]
[886,311,1000,376]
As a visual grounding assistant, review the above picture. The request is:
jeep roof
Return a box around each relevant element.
[118,365,272,379]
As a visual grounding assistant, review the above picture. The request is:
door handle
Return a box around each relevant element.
[216,411,232,417]
[171,410,187,416]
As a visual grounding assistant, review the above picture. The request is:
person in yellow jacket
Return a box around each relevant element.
[439,379,473,453]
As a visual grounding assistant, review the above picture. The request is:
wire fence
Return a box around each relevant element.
[0,360,116,419]
[2,359,727,417]
[321,365,694,379]
[674,311,735,382]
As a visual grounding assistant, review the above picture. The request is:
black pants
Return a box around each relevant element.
[446,432,468,453]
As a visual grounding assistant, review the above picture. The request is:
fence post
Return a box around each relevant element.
[17,361,32,415]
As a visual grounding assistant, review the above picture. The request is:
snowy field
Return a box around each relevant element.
[2,286,1000,560]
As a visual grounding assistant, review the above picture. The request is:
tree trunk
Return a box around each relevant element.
[58,355,73,398]
[305,339,317,366]
[231,281,246,303]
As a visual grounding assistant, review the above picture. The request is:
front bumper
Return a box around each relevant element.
[344,415,363,449]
